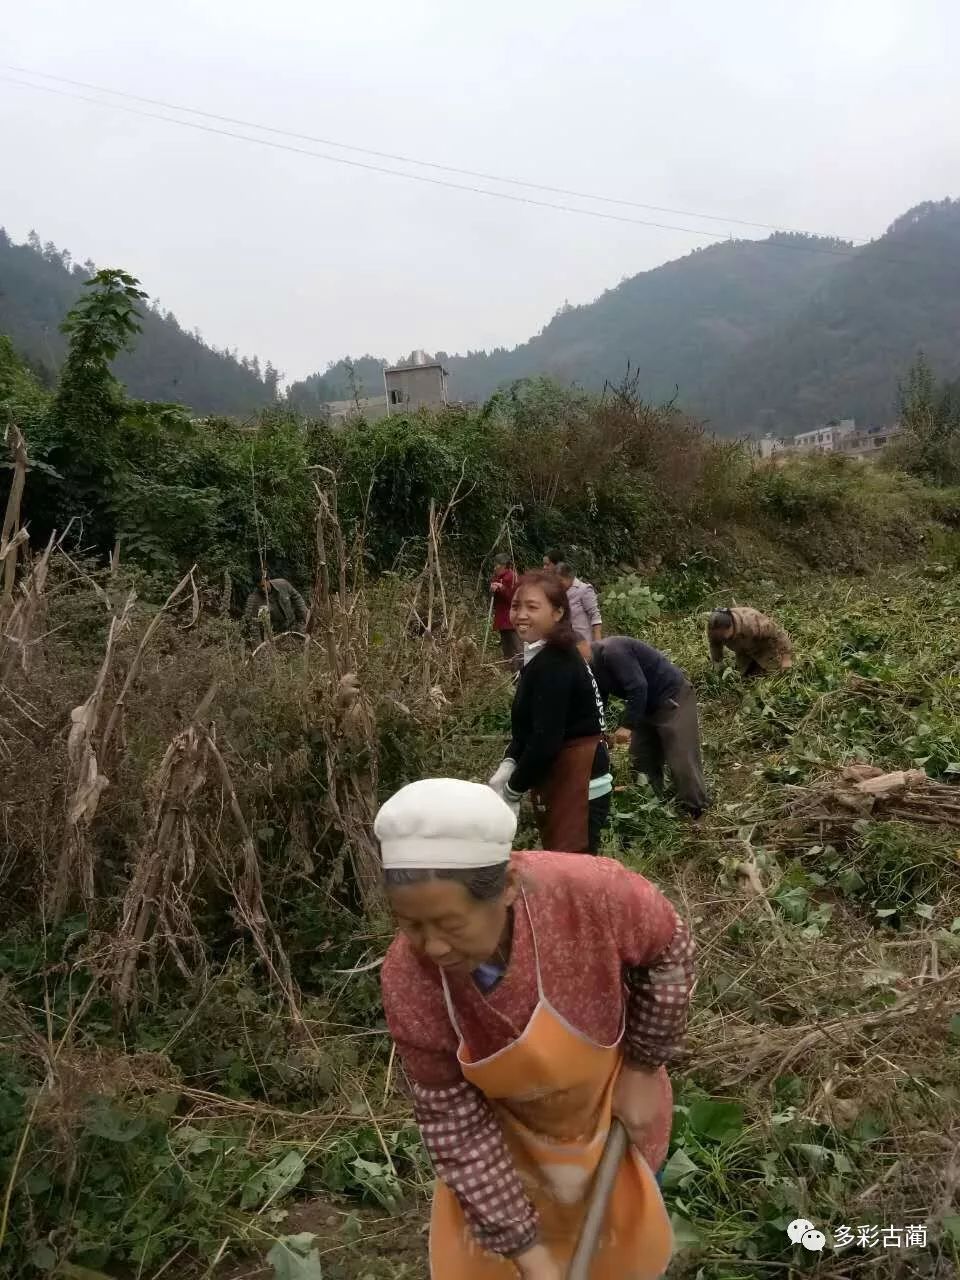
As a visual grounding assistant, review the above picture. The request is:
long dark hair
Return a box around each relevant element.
[514,570,578,650]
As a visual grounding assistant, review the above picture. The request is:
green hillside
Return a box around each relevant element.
[0,228,277,414]
[697,199,960,432]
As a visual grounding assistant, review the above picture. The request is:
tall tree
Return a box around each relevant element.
[43,269,147,547]
[890,353,960,485]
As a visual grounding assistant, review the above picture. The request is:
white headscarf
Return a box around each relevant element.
[375,778,516,870]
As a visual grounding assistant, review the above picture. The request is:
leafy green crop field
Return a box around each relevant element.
[224,566,960,1279]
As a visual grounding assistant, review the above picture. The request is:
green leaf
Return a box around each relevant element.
[669,1212,702,1249]
[29,1243,57,1271]
[792,1142,830,1168]
[82,1100,148,1144]
[948,1013,960,1042]
[914,903,935,920]
[242,1151,307,1210]
[267,1236,324,1280]
[774,885,809,922]
[837,867,866,895]
[687,1099,744,1142]
[660,1147,699,1189]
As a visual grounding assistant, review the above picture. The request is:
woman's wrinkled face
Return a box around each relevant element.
[388,873,518,974]
[510,584,563,643]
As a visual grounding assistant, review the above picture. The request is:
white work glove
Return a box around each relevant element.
[488,758,515,795]
[500,791,521,819]
[488,760,522,817]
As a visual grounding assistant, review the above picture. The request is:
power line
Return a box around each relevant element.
[2,72,950,274]
[3,62,842,239]
[0,75,737,241]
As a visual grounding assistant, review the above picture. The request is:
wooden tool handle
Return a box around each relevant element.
[566,1119,629,1280]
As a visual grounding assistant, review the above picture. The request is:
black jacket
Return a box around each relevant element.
[506,643,606,793]
[590,636,686,729]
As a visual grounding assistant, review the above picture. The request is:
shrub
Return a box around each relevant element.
[601,575,664,634]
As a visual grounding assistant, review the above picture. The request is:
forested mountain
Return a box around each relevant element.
[697,200,960,432]
[286,355,387,411]
[7,199,959,431]
[288,198,960,434]
[439,231,847,410]
[0,228,277,414]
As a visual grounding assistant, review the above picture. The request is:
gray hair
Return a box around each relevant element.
[709,608,734,629]
[383,864,509,902]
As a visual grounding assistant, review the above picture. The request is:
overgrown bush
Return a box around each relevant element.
[601,575,663,634]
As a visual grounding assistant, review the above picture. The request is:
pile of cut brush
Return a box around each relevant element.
[785,762,960,830]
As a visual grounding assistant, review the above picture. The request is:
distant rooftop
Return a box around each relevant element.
[385,349,449,375]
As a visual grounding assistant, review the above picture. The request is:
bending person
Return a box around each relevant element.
[488,571,611,854]
[586,635,710,817]
[378,778,693,1280]
[708,606,793,676]
[244,571,308,640]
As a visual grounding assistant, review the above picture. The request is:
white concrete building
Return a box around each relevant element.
[384,350,449,414]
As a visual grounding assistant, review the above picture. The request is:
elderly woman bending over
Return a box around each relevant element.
[377,778,694,1280]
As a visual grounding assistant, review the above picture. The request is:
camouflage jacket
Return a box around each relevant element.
[243,578,308,636]
[710,606,793,673]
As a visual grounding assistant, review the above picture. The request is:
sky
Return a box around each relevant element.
[2,0,958,383]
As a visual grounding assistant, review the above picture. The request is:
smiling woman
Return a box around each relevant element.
[487,571,612,854]
[376,778,694,1280]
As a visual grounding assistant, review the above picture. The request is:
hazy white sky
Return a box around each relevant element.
[2,0,958,381]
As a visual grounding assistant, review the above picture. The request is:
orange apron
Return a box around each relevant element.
[429,892,674,1279]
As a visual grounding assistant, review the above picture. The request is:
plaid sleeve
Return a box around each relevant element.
[412,1078,538,1257]
[623,916,696,1068]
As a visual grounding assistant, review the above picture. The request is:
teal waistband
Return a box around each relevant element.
[589,772,613,800]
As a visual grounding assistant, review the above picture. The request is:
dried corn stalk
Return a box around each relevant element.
[311,477,382,912]
[113,688,216,1018]
[0,531,55,683]
[0,424,29,615]
[50,595,135,920]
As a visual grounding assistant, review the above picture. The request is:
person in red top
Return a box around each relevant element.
[490,553,521,670]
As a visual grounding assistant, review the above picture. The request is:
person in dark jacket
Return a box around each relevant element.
[489,553,521,669]
[488,571,611,854]
[586,636,710,817]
